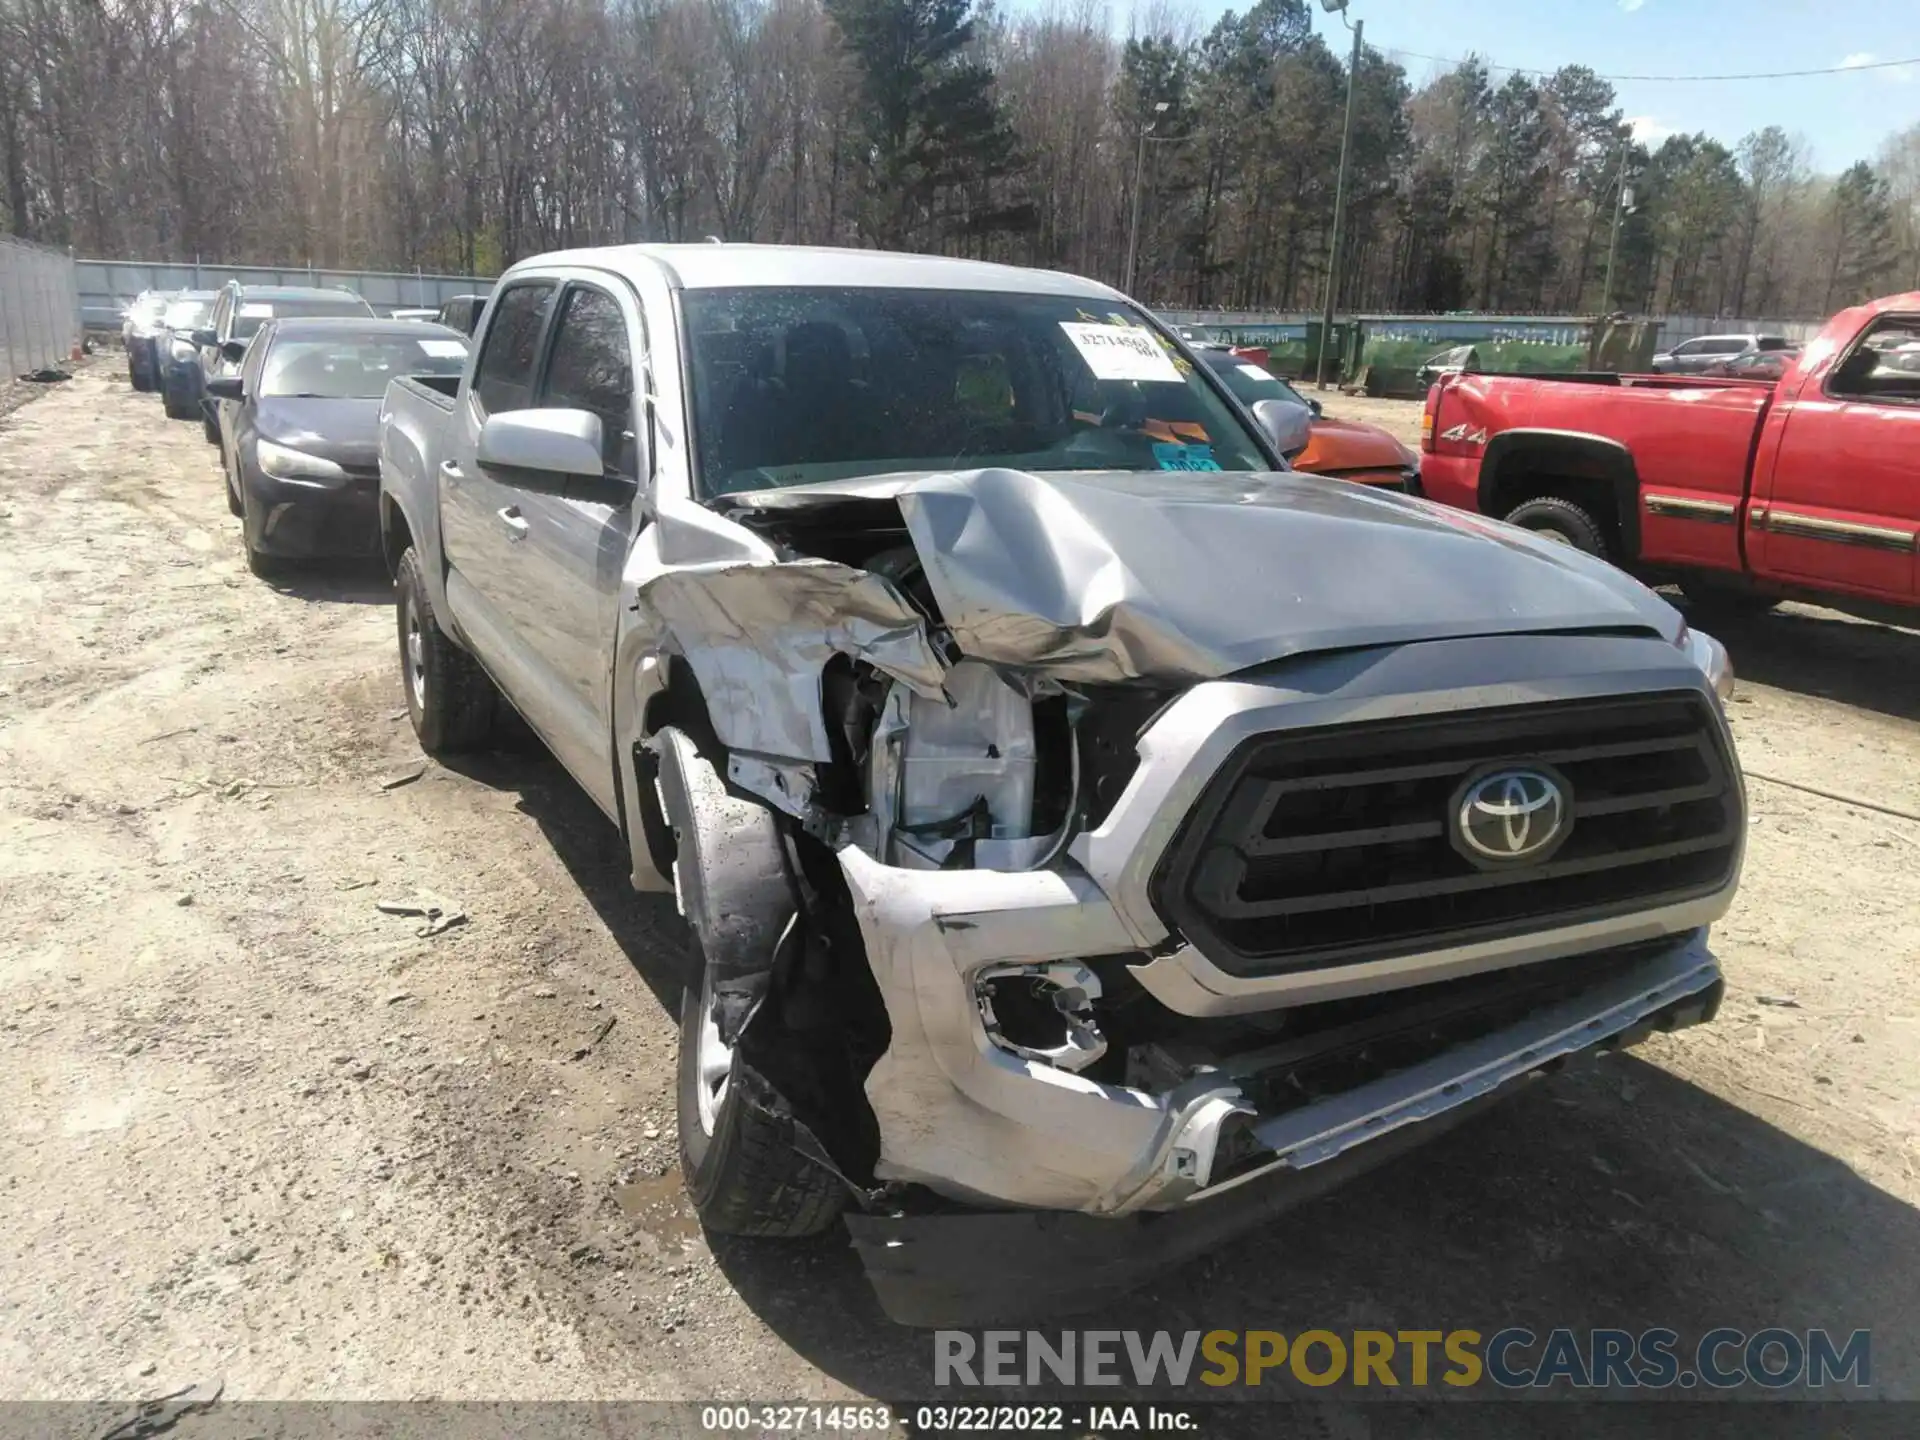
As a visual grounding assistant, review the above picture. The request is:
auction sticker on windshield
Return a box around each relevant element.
[240,303,274,318]
[418,339,467,358]
[1153,441,1222,471]
[1060,322,1182,383]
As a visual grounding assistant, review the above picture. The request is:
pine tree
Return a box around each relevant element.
[823,0,1027,249]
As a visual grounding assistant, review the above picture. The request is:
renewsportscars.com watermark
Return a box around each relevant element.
[934,1328,1872,1391]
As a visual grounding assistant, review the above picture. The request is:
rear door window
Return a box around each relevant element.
[538,286,638,477]
[474,283,556,415]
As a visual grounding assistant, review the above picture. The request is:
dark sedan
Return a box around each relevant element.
[206,318,469,576]
[156,291,219,419]
[122,290,175,391]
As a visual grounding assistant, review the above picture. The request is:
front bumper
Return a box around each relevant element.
[838,634,1740,1220]
[243,465,381,559]
[846,833,1722,1219]
[851,946,1725,1326]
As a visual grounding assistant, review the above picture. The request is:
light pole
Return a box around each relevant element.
[1125,100,1171,297]
[1601,141,1637,313]
[1315,0,1362,389]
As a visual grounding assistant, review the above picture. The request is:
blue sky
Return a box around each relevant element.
[1178,0,1920,171]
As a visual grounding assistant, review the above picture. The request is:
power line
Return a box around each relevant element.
[1382,49,1920,84]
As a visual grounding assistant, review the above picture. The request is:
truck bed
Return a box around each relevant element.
[1421,369,1774,575]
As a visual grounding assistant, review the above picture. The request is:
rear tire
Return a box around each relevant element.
[395,546,498,754]
[1503,495,1610,558]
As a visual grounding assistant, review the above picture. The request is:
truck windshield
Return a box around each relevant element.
[682,287,1270,496]
[260,334,468,399]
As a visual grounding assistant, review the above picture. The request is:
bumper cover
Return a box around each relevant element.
[847,937,1722,1326]
[243,467,381,559]
[844,825,1722,1215]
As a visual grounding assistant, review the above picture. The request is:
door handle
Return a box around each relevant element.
[497,505,529,541]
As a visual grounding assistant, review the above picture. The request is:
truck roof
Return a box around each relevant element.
[507,243,1129,301]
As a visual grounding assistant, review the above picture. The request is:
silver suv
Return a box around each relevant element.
[1651,332,1793,374]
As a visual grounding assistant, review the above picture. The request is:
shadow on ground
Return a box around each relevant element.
[700,1053,1918,1407]
[261,555,398,607]
[439,741,692,1014]
[1686,599,1920,723]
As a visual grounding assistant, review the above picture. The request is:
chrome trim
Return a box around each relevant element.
[1752,508,1916,553]
[1131,893,1729,1014]
[1643,493,1737,524]
[1069,632,1744,1015]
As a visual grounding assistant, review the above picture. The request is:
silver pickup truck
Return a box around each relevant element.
[378,244,1744,1324]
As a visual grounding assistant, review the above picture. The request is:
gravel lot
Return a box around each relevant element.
[3,364,1919,1405]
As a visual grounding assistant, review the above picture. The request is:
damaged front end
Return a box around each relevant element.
[633,466,1741,1322]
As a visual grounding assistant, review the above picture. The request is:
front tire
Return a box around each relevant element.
[394,546,499,753]
[663,731,845,1239]
[1504,495,1610,558]
[162,378,198,421]
[201,406,220,446]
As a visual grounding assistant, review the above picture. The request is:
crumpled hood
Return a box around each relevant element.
[723,467,1682,683]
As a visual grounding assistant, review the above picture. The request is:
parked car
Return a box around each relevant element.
[1649,332,1792,375]
[1194,345,1419,489]
[379,244,1740,1324]
[434,294,487,335]
[156,291,219,420]
[121,290,175,392]
[388,307,440,322]
[191,283,377,446]
[206,317,469,576]
[1420,292,1920,620]
[1699,345,1799,381]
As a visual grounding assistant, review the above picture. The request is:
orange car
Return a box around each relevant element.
[1195,345,1419,489]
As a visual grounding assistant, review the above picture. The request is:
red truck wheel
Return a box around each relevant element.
[1503,497,1609,558]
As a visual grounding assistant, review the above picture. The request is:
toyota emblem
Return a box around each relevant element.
[1452,766,1571,866]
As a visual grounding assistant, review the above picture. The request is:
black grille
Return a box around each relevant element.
[1152,692,1740,977]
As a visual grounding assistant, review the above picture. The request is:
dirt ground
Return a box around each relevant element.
[3,365,1920,1407]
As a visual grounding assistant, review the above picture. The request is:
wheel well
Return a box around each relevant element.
[380,497,414,578]
[633,659,724,880]
[1478,431,1642,560]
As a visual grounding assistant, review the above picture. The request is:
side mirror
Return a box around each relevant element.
[477,408,606,487]
[191,328,218,348]
[1308,398,1323,417]
[1252,397,1314,461]
[205,376,244,402]
[220,339,248,365]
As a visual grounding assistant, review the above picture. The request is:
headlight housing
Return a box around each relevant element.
[256,439,346,483]
[1676,621,1734,702]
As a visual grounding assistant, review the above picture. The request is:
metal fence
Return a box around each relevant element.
[76,260,494,331]
[1,234,81,378]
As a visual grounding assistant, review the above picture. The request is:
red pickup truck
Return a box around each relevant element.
[1418,293,1920,619]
